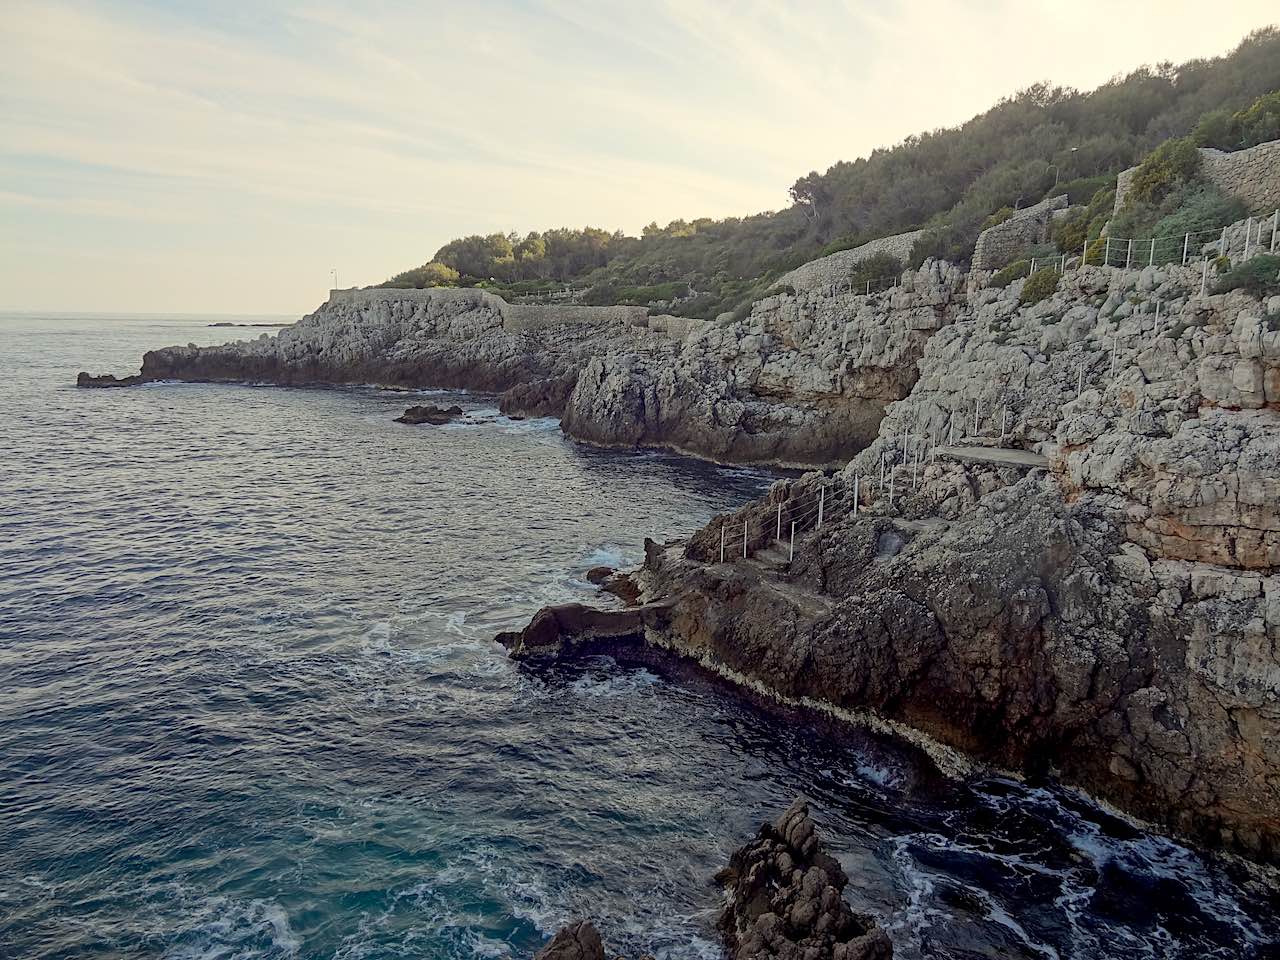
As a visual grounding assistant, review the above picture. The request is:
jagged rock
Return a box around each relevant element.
[394,403,463,425]
[533,921,605,960]
[585,566,614,584]
[718,799,892,960]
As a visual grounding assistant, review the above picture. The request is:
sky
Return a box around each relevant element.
[2,1,1277,315]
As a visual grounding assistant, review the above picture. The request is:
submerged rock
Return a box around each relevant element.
[394,403,463,425]
[76,372,152,388]
[718,798,893,960]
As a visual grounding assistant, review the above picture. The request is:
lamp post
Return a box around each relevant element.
[330,268,338,290]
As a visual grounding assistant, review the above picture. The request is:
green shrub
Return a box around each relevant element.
[1126,137,1201,208]
[1019,267,1060,305]
[982,206,1015,231]
[1212,254,1280,297]
[1053,186,1115,255]
[990,260,1031,288]
[1053,174,1117,207]
[849,251,902,286]
[1193,91,1280,150]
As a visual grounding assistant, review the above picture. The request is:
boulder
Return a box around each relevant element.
[394,404,463,425]
[718,798,893,960]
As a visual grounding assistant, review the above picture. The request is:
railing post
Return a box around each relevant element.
[1220,225,1228,257]
[743,518,748,559]
[948,412,955,446]
[1000,406,1007,439]
[1077,363,1084,398]
[789,522,796,563]
[1149,237,1155,266]
[888,471,895,508]
[1182,232,1190,266]
[1060,253,1066,273]
[776,503,782,541]
[1243,217,1252,260]
[1272,209,1278,254]
[866,280,871,296]
[1104,237,1111,266]
[720,524,725,563]
[1201,258,1209,298]
[1125,238,1133,270]
[973,400,980,436]
[1081,241,1088,269]
[817,486,825,528]
[852,475,860,518]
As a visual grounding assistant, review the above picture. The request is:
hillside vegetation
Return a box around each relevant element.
[377,27,1280,318]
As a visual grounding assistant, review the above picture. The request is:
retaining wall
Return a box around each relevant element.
[1113,139,1280,216]
[971,194,1069,271]
[775,229,924,294]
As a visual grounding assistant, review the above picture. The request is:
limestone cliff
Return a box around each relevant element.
[502,257,1280,862]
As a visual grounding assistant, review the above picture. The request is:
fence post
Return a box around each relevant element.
[743,518,748,559]
[1182,232,1190,266]
[1030,257,1036,274]
[973,400,980,436]
[789,522,796,563]
[1077,363,1084,398]
[1244,217,1252,260]
[817,486,825,528]
[888,471,895,508]
[1110,334,1117,374]
[1272,209,1278,254]
[1125,238,1133,270]
[866,280,871,296]
[720,525,725,563]
[1105,237,1111,266]
[852,475,860,518]
[776,503,782,541]
[1060,253,1066,272]
[880,450,886,486]
[1220,225,1227,257]
[1149,237,1155,266]
[1082,241,1088,269]
[948,411,955,446]
[1001,406,1007,439]
[1201,258,1208,298]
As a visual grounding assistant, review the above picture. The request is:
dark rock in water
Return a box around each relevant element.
[718,798,893,960]
[76,372,152,388]
[395,403,463,425]
[494,600,672,658]
[585,566,614,584]
[600,573,642,606]
[500,372,577,419]
[533,921,605,960]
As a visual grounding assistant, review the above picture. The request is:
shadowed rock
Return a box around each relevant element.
[394,404,463,425]
[718,798,892,960]
[77,372,152,388]
[533,921,606,960]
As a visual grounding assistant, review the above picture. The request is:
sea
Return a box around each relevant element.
[0,311,1276,960]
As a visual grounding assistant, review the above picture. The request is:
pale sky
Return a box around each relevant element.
[2,1,1276,315]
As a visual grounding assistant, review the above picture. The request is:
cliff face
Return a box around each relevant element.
[96,264,969,469]
[503,259,1280,861]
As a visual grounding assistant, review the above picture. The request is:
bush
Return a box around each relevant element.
[1126,137,1201,208]
[849,251,902,286]
[1053,186,1115,255]
[982,206,1015,230]
[1212,254,1280,297]
[990,260,1031,288]
[1019,267,1060,305]
[1193,91,1280,150]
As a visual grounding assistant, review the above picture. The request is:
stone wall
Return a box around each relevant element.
[971,194,1069,270]
[774,229,924,294]
[1113,139,1280,216]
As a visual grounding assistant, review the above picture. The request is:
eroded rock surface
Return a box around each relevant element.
[718,799,893,960]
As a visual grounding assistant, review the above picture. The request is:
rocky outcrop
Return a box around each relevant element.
[502,259,1280,862]
[81,265,968,469]
[533,921,608,960]
[77,372,153,388]
[717,799,892,960]
[394,403,462,425]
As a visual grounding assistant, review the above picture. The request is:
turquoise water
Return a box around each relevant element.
[0,313,1276,960]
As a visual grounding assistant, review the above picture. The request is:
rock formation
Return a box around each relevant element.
[73,264,968,469]
[394,403,463,425]
[533,921,609,960]
[717,799,892,960]
[502,249,1280,862]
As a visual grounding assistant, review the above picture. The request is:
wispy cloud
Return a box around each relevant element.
[1,0,1276,313]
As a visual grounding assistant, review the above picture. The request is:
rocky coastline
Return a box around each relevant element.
[498,255,1280,865]
[78,249,1280,869]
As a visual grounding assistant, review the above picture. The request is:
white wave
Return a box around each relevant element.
[164,895,300,960]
